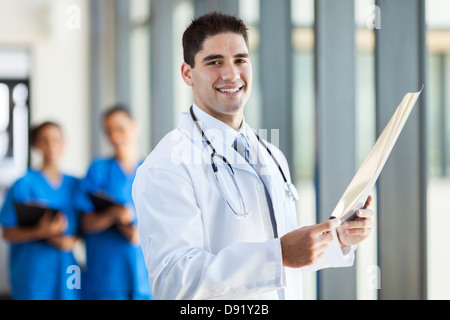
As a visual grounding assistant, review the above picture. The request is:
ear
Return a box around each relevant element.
[181,62,193,86]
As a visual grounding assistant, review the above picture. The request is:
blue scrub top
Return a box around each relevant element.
[75,157,152,300]
[0,169,81,300]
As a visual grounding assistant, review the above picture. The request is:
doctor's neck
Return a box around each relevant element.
[196,104,244,131]
[227,115,244,132]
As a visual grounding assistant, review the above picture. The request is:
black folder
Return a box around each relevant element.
[88,193,118,212]
[88,193,132,227]
[14,203,59,227]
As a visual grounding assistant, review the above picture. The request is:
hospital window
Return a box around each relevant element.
[426,0,450,300]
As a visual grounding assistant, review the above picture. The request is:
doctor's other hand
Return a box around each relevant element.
[336,195,374,247]
[280,218,340,268]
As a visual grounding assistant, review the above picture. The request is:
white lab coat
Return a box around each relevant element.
[132,110,355,300]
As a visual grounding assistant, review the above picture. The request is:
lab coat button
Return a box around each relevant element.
[257,183,263,191]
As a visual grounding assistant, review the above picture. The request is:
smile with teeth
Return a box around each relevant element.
[216,86,243,93]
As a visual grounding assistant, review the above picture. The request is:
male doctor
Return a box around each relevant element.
[132,12,373,300]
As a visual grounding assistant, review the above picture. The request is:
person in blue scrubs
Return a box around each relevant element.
[0,121,81,300]
[76,105,152,300]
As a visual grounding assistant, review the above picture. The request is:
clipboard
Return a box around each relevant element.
[14,203,59,227]
[330,86,423,222]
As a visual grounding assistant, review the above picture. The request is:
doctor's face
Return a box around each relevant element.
[181,32,252,126]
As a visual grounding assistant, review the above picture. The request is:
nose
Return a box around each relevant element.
[221,62,240,82]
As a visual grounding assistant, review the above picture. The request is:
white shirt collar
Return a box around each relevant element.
[192,103,248,147]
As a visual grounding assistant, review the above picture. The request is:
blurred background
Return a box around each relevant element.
[0,0,449,300]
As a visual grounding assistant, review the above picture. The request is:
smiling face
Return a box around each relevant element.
[181,32,252,129]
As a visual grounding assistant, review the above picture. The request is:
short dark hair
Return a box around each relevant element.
[182,11,249,68]
[102,104,132,121]
[29,121,62,146]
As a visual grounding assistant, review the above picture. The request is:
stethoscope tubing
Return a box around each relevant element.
[189,106,298,213]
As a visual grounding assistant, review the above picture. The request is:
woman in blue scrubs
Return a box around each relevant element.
[0,122,81,300]
[76,106,152,300]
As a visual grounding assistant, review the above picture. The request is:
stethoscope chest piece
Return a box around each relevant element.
[285,182,299,201]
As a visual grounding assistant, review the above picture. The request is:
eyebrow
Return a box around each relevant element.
[202,53,249,63]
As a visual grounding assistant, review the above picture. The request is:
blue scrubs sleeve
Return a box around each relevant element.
[0,187,18,228]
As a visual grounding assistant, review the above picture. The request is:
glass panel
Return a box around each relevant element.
[173,0,194,121]
[291,0,315,300]
[426,0,450,299]
[354,0,378,300]
[240,0,261,129]
[130,0,151,155]
[130,0,150,24]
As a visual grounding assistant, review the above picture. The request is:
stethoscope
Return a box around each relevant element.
[189,106,299,219]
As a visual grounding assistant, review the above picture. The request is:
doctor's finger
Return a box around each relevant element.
[344,226,372,236]
[355,208,373,220]
[313,218,340,236]
[363,195,373,209]
[312,250,327,264]
[342,218,373,230]
[315,232,334,247]
[315,242,331,255]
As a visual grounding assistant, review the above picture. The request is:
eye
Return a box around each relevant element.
[207,60,221,66]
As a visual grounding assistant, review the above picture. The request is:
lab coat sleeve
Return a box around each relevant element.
[133,166,285,300]
[302,229,356,272]
[267,144,357,271]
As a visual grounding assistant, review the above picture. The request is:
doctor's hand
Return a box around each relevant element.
[336,195,374,247]
[280,218,341,268]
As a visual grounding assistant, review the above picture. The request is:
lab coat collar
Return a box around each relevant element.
[177,105,281,178]
[178,104,258,177]
[191,103,243,149]
[193,104,258,176]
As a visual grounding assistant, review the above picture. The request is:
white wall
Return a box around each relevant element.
[0,0,90,176]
